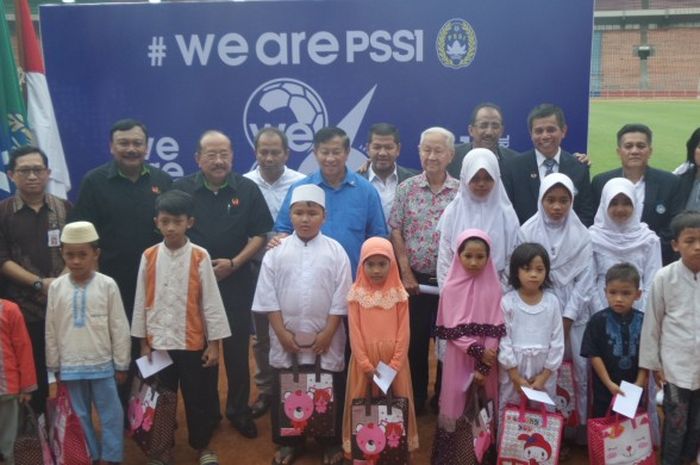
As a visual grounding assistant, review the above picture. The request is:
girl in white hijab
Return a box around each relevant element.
[518,172,593,439]
[587,177,662,446]
[436,148,519,287]
[588,177,661,314]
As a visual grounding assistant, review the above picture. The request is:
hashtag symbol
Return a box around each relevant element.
[147,37,167,67]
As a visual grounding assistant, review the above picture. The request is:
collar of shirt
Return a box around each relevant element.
[416,171,457,194]
[679,260,700,281]
[250,166,289,188]
[310,169,356,190]
[632,176,646,188]
[107,161,149,179]
[291,231,323,247]
[194,171,234,192]
[535,148,561,169]
[367,164,398,185]
[12,194,50,213]
[161,238,191,259]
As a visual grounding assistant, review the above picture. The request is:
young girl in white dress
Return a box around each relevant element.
[498,242,564,422]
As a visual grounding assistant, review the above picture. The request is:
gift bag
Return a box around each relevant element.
[587,407,656,465]
[46,384,91,465]
[278,355,336,438]
[468,387,496,465]
[497,398,564,465]
[350,384,409,465]
[13,403,52,465]
[37,413,55,465]
[555,361,579,428]
[127,375,177,458]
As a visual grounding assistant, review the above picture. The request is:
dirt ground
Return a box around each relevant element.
[120,341,599,465]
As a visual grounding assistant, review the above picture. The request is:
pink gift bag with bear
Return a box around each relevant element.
[278,356,337,438]
[350,385,409,465]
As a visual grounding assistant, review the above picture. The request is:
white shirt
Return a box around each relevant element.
[640,260,700,390]
[535,149,562,179]
[632,177,646,221]
[252,232,352,372]
[367,164,399,225]
[244,166,307,223]
[131,241,231,350]
[45,272,131,379]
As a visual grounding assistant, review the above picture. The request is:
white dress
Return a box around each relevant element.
[498,290,565,417]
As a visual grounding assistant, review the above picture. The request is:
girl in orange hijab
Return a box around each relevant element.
[343,237,419,460]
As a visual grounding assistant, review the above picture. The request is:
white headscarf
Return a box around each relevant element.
[590,177,659,250]
[437,148,520,272]
[519,173,591,286]
[588,177,661,311]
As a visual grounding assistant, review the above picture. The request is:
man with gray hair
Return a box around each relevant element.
[389,127,459,414]
[173,130,272,439]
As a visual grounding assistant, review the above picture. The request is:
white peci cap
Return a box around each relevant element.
[61,221,99,244]
[290,184,325,209]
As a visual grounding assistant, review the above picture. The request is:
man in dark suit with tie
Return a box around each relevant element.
[502,103,595,225]
[359,123,417,222]
[447,102,519,178]
[591,123,682,264]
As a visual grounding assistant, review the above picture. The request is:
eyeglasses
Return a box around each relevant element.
[14,167,47,177]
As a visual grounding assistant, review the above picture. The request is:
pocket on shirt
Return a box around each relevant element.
[89,311,109,329]
[344,205,366,232]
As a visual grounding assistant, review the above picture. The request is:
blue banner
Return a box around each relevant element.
[40,0,593,197]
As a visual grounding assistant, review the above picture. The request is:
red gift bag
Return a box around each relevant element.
[554,361,579,428]
[587,402,656,465]
[497,397,564,465]
[46,384,91,465]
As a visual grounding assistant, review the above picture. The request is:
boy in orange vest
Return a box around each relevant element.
[131,190,231,465]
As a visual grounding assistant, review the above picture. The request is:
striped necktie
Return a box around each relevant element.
[543,158,557,176]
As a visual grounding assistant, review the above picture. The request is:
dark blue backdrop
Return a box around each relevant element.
[40,0,594,199]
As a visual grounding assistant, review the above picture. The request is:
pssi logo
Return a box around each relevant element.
[243,77,375,173]
[436,18,477,69]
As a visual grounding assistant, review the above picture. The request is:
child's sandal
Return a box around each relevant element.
[199,450,220,465]
[272,445,304,465]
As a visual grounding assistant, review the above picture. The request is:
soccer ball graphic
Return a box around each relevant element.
[244,78,329,155]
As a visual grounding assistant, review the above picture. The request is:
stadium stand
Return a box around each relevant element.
[594,0,700,97]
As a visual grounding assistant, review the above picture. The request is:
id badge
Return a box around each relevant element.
[48,229,61,247]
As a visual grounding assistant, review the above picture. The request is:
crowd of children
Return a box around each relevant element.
[1,165,699,465]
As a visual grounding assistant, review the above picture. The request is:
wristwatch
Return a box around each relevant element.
[32,279,43,291]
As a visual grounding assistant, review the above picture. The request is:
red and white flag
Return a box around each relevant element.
[14,0,70,198]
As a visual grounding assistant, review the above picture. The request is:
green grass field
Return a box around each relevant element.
[587,99,700,175]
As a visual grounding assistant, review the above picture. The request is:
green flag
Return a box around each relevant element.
[0,0,32,197]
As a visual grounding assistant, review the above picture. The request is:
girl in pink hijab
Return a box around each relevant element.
[431,229,505,464]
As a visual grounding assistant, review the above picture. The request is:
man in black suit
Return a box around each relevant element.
[591,123,682,264]
[502,103,595,225]
[447,102,518,178]
[359,123,417,222]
